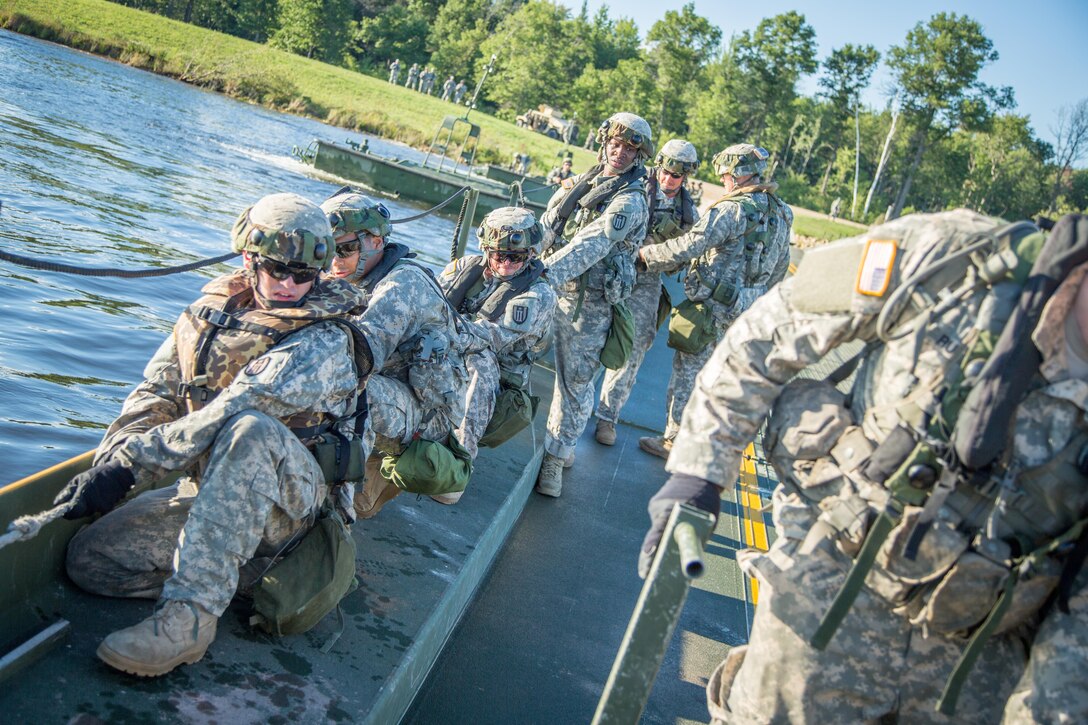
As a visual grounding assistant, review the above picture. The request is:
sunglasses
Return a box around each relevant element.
[258,257,321,284]
[662,170,685,180]
[335,239,362,257]
[491,251,529,263]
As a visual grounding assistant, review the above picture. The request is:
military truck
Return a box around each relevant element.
[515,104,579,144]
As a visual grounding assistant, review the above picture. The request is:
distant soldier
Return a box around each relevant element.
[689,180,704,206]
[830,196,842,220]
[388,58,400,84]
[439,208,557,491]
[518,154,532,175]
[420,67,436,95]
[594,139,699,446]
[405,63,420,90]
[535,112,652,497]
[547,158,574,186]
[453,80,467,105]
[637,144,793,460]
[441,75,455,102]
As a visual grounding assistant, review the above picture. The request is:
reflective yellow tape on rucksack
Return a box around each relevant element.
[856,239,898,296]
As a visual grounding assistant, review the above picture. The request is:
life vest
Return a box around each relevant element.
[173,271,369,437]
[442,255,546,323]
[356,242,413,291]
[644,171,695,244]
[546,164,645,243]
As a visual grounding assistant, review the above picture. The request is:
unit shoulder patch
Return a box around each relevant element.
[855,239,898,297]
[611,213,627,231]
[245,357,270,376]
[511,304,529,325]
[561,177,575,190]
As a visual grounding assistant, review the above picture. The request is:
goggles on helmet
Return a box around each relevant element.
[602,122,647,148]
[477,224,536,248]
[256,256,322,284]
[658,157,699,176]
[245,226,329,267]
[327,203,391,238]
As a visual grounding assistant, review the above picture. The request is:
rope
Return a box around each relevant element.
[389,186,470,224]
[0,248,238,278]
[450,192,472,261]
[0,501,73,551]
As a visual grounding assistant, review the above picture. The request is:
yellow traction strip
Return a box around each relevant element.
[737,444,770,604]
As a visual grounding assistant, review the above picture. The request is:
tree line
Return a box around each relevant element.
[111,0,1087,221]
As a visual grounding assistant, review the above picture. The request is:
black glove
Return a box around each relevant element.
[55,459,136,520]
[638,473,722,579]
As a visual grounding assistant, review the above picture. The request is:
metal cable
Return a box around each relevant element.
[0,248,239,278]
[389,186,470,224]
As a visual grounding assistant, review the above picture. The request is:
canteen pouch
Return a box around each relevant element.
[599,300,635,370]
[380,436,472,495]
[667,299,716,354]
[250,509,357,636]
[656,286,672,330]
[312,433,366,483]
[480,385,539,448]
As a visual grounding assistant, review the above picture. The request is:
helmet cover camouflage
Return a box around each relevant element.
[477,207,542,253]
[712,143,770,179]
[230,193,334,271]
[596,112,654,162]
[655,139,699,175]
[320,191,393,240]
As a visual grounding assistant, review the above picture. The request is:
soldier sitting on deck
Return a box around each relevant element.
[59,193,371,677]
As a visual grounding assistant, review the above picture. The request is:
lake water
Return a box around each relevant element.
[0,30,460,484]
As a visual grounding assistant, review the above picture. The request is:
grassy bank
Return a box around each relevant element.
[0,0,596,174]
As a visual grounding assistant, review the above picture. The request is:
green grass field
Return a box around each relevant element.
[791,215,866,242]
[0,0,596,174]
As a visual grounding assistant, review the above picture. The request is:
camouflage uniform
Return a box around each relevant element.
[441,76,455,102]
[641,185,792,442]
[420,68,436,95]
[453,81,467,105]
[388,59,400,84]
[538,171,648,460]
[664,210,1088,723]
[597,176,697,424]
[66,281,362,616]
[405,63,420,90]
[350,247,471,458]
[439,254,557,458]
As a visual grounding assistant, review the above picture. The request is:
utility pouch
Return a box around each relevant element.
[667,299,717,354]
[710,280,739,307]
[911,552,1008,634]
[655,286,672,330]
[599,300,635,370]
[380,436,472,496]
[480,385,539,448]
[313,432,366,483]
[250,509,358,636]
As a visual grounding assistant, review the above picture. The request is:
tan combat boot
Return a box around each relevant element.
[638,436,672,460]
[595,419,616,446]
[354,454,401,519]
[97,600,217,677]
[535,453,564,497]
[563,452,576,468]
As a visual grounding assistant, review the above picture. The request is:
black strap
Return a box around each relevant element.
[1057,522,1088,613]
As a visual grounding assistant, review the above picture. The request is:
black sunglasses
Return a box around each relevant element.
[491,251,529,263]
[662,170,684,179]
[335,240,362,257]
[258,258,320,284]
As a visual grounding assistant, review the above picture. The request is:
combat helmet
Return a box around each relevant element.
[231,193,334,272]
[712,143,770,179]
[655,139,699,176]
[477,206,542,255]
[321,190,392,241]
[596,112,654,166]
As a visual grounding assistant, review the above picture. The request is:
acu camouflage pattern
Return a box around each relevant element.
[173,270,364,434]
[642,186,792,440]
[538,172,649,458]
[439,255,557,457]
[598,189,697,424]
[666,210,1088,722]
[68,305,360,617]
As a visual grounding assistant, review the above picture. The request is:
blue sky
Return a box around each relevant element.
[556,0,1088,149]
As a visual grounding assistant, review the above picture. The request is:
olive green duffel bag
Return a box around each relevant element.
[599,300,635,370]
[667,298,718,354]
[380,436,473,496]
[480,385,540,448]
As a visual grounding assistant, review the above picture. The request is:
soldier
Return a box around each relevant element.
[388,58,401,84]
[439,207,557,480]
[547,158,574,186]
[535,112,652,497]
[321,191,473,517]
[594,139,700,446]
[420,67,436,95]
[405,63,420,90]
[58,193,369,676]
[453,80,467,105]
[637,143,793,460]
[640,211,1088,723]
[441,75,455,102]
